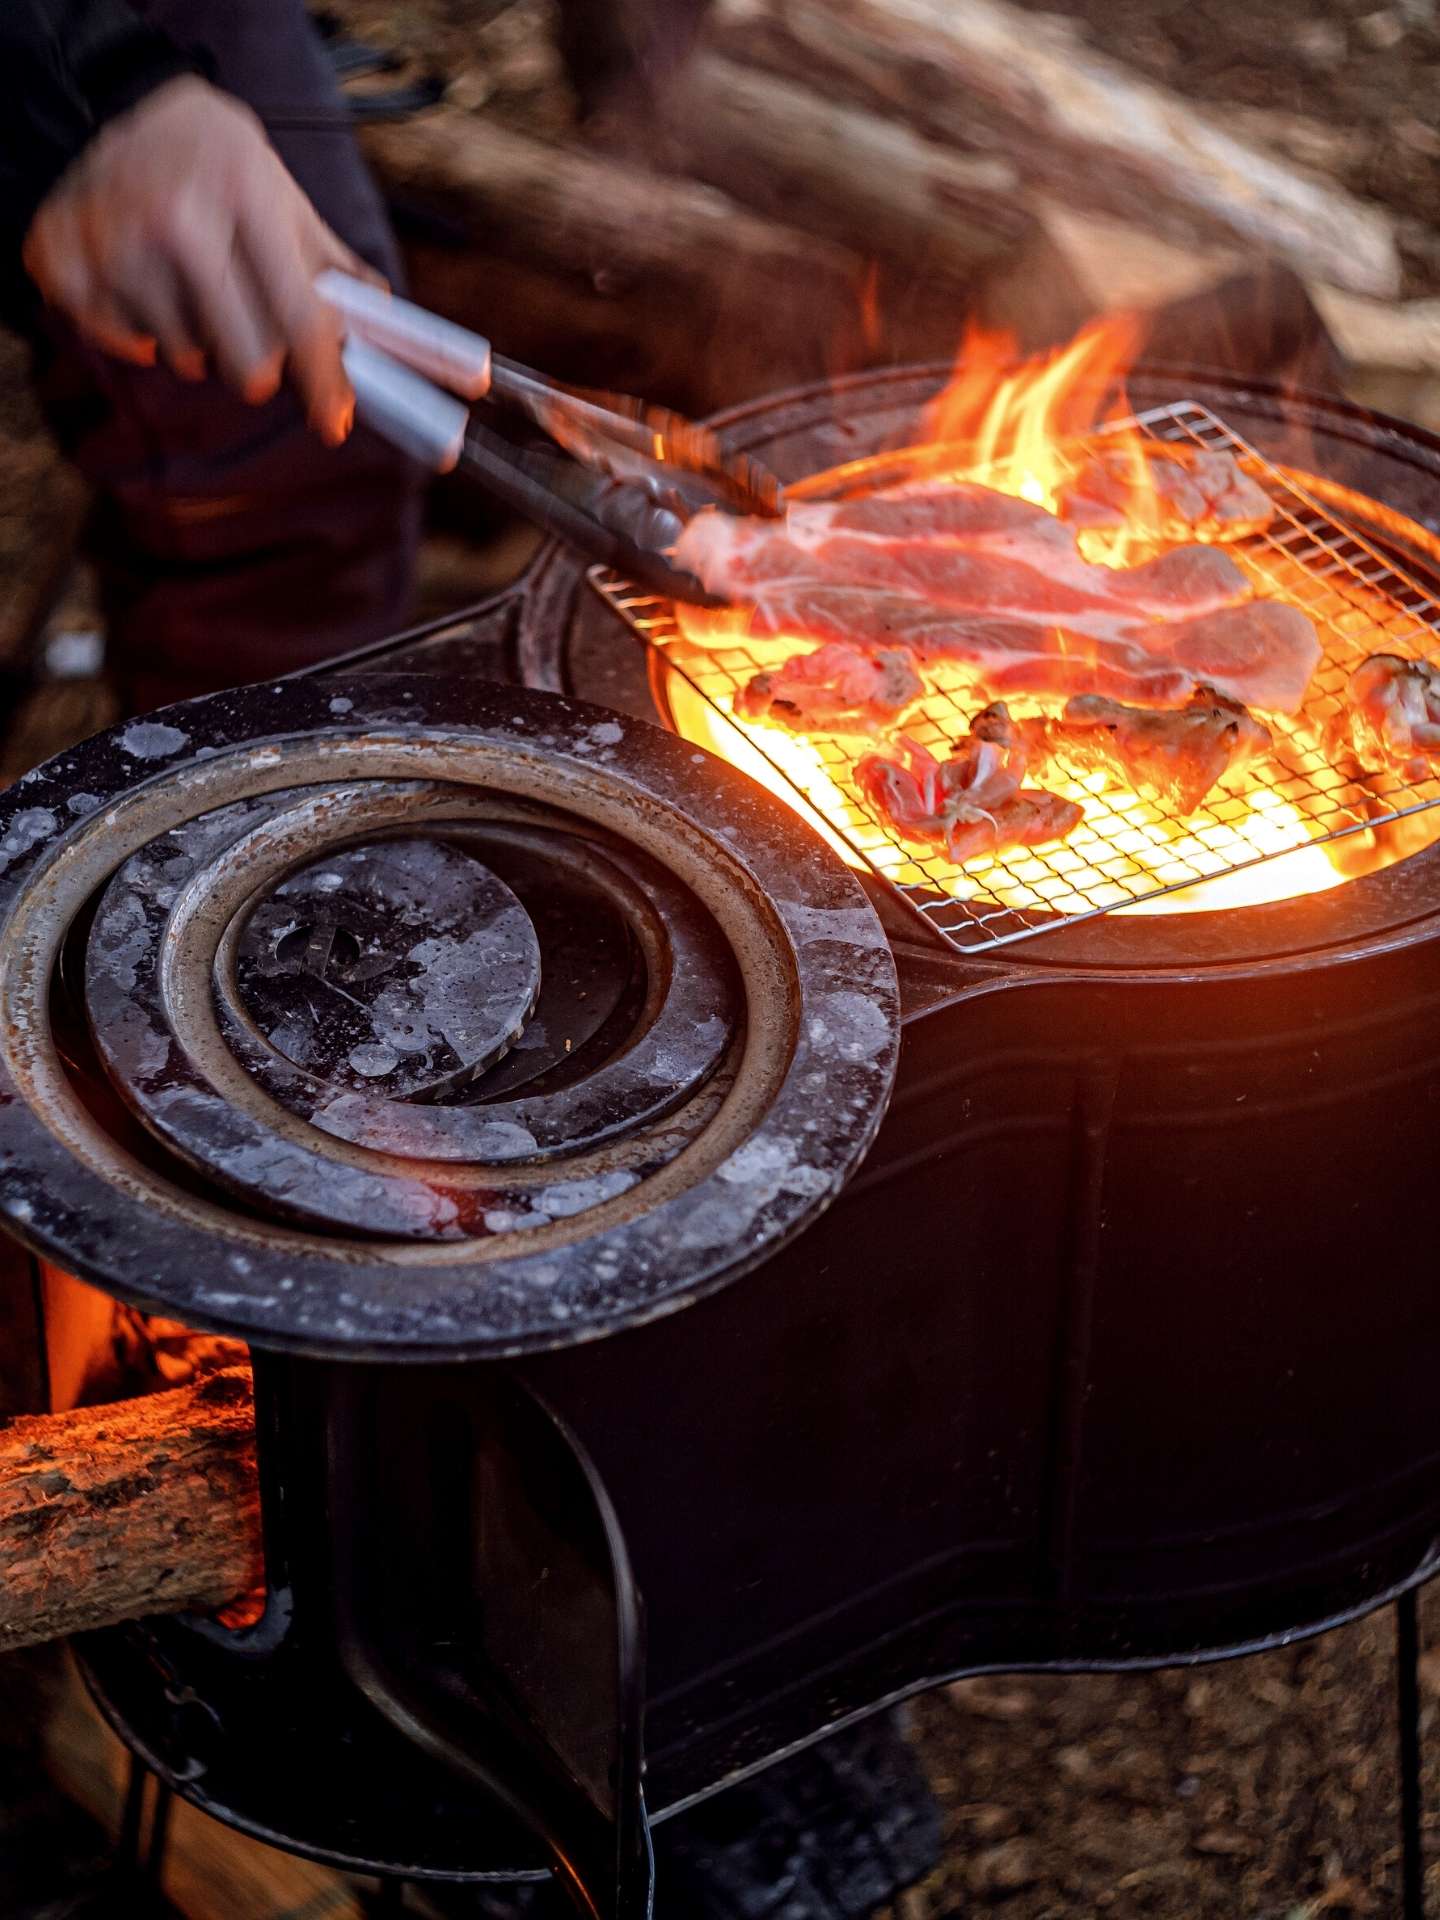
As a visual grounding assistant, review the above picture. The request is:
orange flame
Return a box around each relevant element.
[924,315,1139,473]
[905,313,1180,567]
[654,314,1440,919]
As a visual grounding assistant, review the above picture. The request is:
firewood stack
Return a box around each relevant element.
[335,0,1440,419]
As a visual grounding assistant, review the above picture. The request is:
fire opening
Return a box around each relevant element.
[596,326,1440,950]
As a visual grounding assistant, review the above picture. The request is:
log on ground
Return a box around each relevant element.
[363,106,978,410]
[703,0,1404,300]
[660,52,1036,278]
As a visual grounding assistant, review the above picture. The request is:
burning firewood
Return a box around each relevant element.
[0,1370,260,1654]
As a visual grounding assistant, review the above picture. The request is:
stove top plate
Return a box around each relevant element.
[0,676,900,1356]
[231,835,542,1100]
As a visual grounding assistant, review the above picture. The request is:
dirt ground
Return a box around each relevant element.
[894,1593,1440,1919]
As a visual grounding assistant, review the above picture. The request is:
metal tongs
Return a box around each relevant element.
[318,271,784,605]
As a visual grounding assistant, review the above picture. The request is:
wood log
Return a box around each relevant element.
[1310,290,1440,376]
[366,114,861,409]
[0,1369,261,1654]
[660,52,1035,277]
[1309,289,1440,429]
[363,107,979,412]
[363,106,863,295]
[703,0,1404,300]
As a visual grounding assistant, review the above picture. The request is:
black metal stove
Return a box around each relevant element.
[0,672,902,1914]
[4,365,1440,1916]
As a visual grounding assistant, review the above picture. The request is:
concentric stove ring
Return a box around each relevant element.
[0,677,899,1356]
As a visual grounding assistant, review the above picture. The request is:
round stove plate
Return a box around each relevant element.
[230,836,541,1100]
[0,677,900,1357]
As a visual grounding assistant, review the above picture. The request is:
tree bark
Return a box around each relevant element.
[703,0,1402,300]
[0,1369,261,1654]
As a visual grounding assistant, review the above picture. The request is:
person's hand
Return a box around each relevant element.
[23,75,378,444]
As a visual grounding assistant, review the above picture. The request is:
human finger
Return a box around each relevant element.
[239,197,352,441]
[111,257,207,380]
[176,216,285,402]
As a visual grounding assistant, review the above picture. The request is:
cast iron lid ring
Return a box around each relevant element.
[0,677,899,1358]
[84,783,744,1232]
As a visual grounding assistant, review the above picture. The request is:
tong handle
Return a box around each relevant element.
[318,269,494,400]
[339,336,468,472]
[320,272,733,600]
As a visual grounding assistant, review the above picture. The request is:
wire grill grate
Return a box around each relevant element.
[590,400,1440,953]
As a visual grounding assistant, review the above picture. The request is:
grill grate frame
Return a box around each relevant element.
[590,400,1440,952]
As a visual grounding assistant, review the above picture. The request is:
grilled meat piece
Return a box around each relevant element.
[1039,688,1272,815]
[1333,653,1440,782]
[1059,448,1275,541]
[855,711,1081,865]
[734,642,923,735]
[689,594,1315,715]
[970,699,1029,757]
[673,479,1320,715]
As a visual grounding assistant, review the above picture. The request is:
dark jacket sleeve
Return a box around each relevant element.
[0,0,198,322]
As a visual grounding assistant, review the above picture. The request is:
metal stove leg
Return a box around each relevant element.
[1399,1588,1426,1920]
[116,1754,147,1871]
[145,1781,174,1887]
[317,1364,653,1920]
[116,1758,174,1892]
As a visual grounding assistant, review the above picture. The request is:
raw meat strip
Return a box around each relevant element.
[854,717,1081,865]
[1035,689,1272,815]
[1332,653,1440,782]
[677,492,1249,628]
[702,536,1247,633]
[821,483,1064,542]
[1059,448,1275,541]
[691,587,1307,714]
[671,479,1320,714]
[735,642,922,735]
[1155,603,1320,716]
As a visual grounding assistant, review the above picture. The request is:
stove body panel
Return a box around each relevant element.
[526,928,1440,1803]
[68,913,1440,1872]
